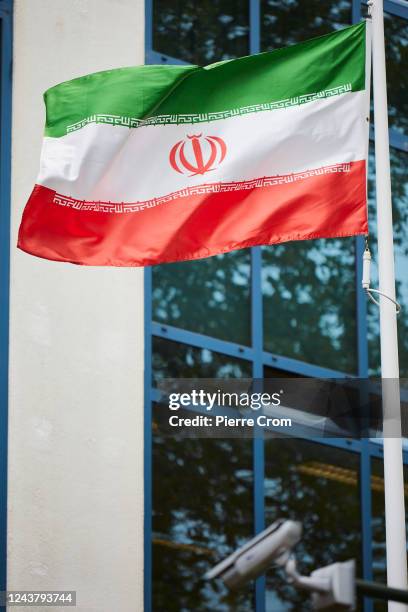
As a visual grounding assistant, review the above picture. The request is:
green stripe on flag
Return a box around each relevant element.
[44,21,366,138]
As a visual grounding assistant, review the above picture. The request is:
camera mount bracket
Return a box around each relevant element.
[285,556,356,610]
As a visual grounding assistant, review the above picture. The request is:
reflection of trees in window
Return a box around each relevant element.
[260,0,357,375]
[384,12,408,134]
[153,410,253,611]
[153,0,249,64]
[261,0,352,50]
[367,147,408,376]
[264,439,361,610]
[262,238,357,373]
[152,337,252,384]
[370,458,408,612]
[153,251,251,346]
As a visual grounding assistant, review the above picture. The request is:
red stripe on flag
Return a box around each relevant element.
[17,160,367,266]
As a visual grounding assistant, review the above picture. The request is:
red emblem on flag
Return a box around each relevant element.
[169,134,227,176]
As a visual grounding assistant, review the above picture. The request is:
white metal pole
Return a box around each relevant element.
[371,1,408,609]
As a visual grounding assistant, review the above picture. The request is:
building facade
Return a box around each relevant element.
[145,1,408,611]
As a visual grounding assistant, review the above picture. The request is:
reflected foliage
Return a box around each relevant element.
[260,0,357,374]
[153,252,251,347]
[261,4,407,134]
[152,337,252,384]
[370,458,408,612]
[367,147,408,377]
[150,2,408,610]
[153,407,253,611]
[264,439,361,610]
[153,0,249,64]
[384,12,408,134]
[261,0,352,50]
[262,238,357,373]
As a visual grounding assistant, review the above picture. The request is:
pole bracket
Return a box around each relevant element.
[362,245,402,314]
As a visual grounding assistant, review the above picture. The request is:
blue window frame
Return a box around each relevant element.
[0,1,12,609]
[144,1,408,610]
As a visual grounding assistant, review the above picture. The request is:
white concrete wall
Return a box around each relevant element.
[8,2,145,611]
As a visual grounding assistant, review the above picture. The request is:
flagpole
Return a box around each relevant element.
[371,0,408,608]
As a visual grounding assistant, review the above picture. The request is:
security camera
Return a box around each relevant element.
[205,519,302,590]
[206,520,408,610]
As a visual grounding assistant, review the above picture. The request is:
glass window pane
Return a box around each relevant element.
[152,337,252,382]
[264,439,362,609]
[259,0,358,375]
[367,146,408,377]
[264,366,300,379]
[363,9,408,134]
[261,0,352,50]
[262,239,357,374]
[371,457,408,611]
[384,12,408,134]
[153,0,249,64]
[153,407,254,611]
[153,251,251,346]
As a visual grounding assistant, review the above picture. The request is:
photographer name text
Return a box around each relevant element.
[168,414,292,428]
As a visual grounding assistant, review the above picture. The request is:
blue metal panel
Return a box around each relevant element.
[371,125,408,152]
[152,325,352,378]
[249,0,261,55]
[253,435,265,612]
[0,2,12,608]
[361,0,408,19]
[151,321,254,361]
[144,268,153,612]
[309,436,362,453]
[384,0,408,19]
[251,246,265,612]
[144,0,153,61]
[146,49,189,66]
[0,1,12,13]
[352,0,363,24]
[151,321,357,378]
[262,350,352,378]
[360,441,374,612]
[251,248,263,373]
[389,129,408,152]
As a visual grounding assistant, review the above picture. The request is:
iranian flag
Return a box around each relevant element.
[18,21,370,267]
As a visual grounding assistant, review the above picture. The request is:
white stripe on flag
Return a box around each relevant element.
[37,90,368,202]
